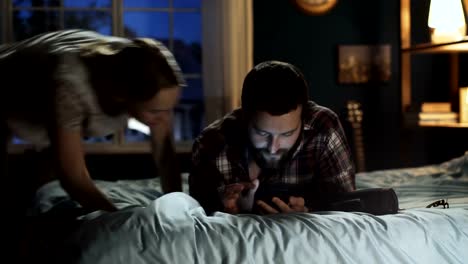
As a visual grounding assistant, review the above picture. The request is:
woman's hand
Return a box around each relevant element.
[53,127,117,212]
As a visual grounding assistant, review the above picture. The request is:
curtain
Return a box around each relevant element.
[202,0,254,124]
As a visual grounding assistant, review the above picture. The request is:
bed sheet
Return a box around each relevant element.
[32,152,468,264]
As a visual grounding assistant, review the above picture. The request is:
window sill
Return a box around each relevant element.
[7,140,193,154]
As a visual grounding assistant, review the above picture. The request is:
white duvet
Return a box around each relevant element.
[36,153,468,264]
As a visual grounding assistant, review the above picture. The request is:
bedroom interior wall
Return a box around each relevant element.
[253,0,468,171]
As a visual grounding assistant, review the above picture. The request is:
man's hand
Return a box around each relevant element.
[222,179,259,214]
[257,196,308,214]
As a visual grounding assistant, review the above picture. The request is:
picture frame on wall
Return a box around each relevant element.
[338,44,391,84]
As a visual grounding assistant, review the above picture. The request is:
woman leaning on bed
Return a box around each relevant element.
[0,29,186,212]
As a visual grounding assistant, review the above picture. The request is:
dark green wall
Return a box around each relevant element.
[253,0,402,170]
[253,0,468,170]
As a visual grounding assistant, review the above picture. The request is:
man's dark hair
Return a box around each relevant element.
[241,60,309,117]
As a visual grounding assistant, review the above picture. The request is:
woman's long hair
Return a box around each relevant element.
[81,37,186,115]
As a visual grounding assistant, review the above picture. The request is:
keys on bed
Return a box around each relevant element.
[426,199,449,209]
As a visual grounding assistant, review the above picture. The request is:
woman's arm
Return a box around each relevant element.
[52,127,117,212]
[149,120,182,193]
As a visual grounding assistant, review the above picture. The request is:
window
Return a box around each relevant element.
[2,0,203,151]
[12,0,113,40]
[121,0,203,143]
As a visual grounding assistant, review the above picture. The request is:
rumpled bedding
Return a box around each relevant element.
[32,152,468,264]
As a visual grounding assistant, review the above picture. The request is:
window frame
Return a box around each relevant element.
[2,0,202,154]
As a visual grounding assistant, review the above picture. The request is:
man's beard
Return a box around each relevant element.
[248,134,302,170]
[249,147,290,170]
[258,149,289,169]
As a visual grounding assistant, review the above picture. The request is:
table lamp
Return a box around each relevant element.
[428,0,466,43]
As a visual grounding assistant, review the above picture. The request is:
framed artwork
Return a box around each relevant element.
[338,44,391,84]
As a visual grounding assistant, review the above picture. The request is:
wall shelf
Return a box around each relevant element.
[418,122,468,128]
[400,0,468,129]
[402,38,468,54]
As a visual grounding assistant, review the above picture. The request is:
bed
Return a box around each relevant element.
[27,151,468,264]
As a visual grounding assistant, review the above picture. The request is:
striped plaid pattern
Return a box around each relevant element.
[189,101,355,212]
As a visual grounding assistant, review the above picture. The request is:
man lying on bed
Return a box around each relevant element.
[189,60,355,215]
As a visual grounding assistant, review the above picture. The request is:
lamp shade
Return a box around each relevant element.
[428,0,466,42]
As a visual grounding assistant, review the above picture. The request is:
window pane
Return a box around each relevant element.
[64,11,112,35]
[83,135,114,144]
[11,135,114,144]
[124,0,169,8]
[63,0,112,8]
[125,118,150,143]
[13,10,60,41]
[181,78,203,101]
[125,93,205,143]
[124,12,169,43]
[125,79,206,142]
[13,0,60,7]
[174,103,204,141]
[173,12,201,74]
[173,0,201,8]
[11,136,29,145]
[179,78,204,140]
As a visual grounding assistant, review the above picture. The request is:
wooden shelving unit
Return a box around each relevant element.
[402,38,468,54]
[400,0,467,128]
[418,122,468,128]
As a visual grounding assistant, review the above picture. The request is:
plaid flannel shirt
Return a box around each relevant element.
[189,101,355,214]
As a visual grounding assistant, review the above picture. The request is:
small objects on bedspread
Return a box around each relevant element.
[426,199,449,208]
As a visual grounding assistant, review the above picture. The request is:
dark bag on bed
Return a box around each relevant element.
[324,188,399,215]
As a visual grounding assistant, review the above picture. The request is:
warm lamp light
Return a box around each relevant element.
[460,87,468,123]
[428,0,466,43]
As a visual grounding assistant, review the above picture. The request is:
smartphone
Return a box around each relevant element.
[253,184,304,213]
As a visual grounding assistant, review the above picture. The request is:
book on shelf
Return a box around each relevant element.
[419,120,458,126]
[404,111,458,126]
[418,112,458,120]
[404,111,458,120]
[421,102,451,113]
